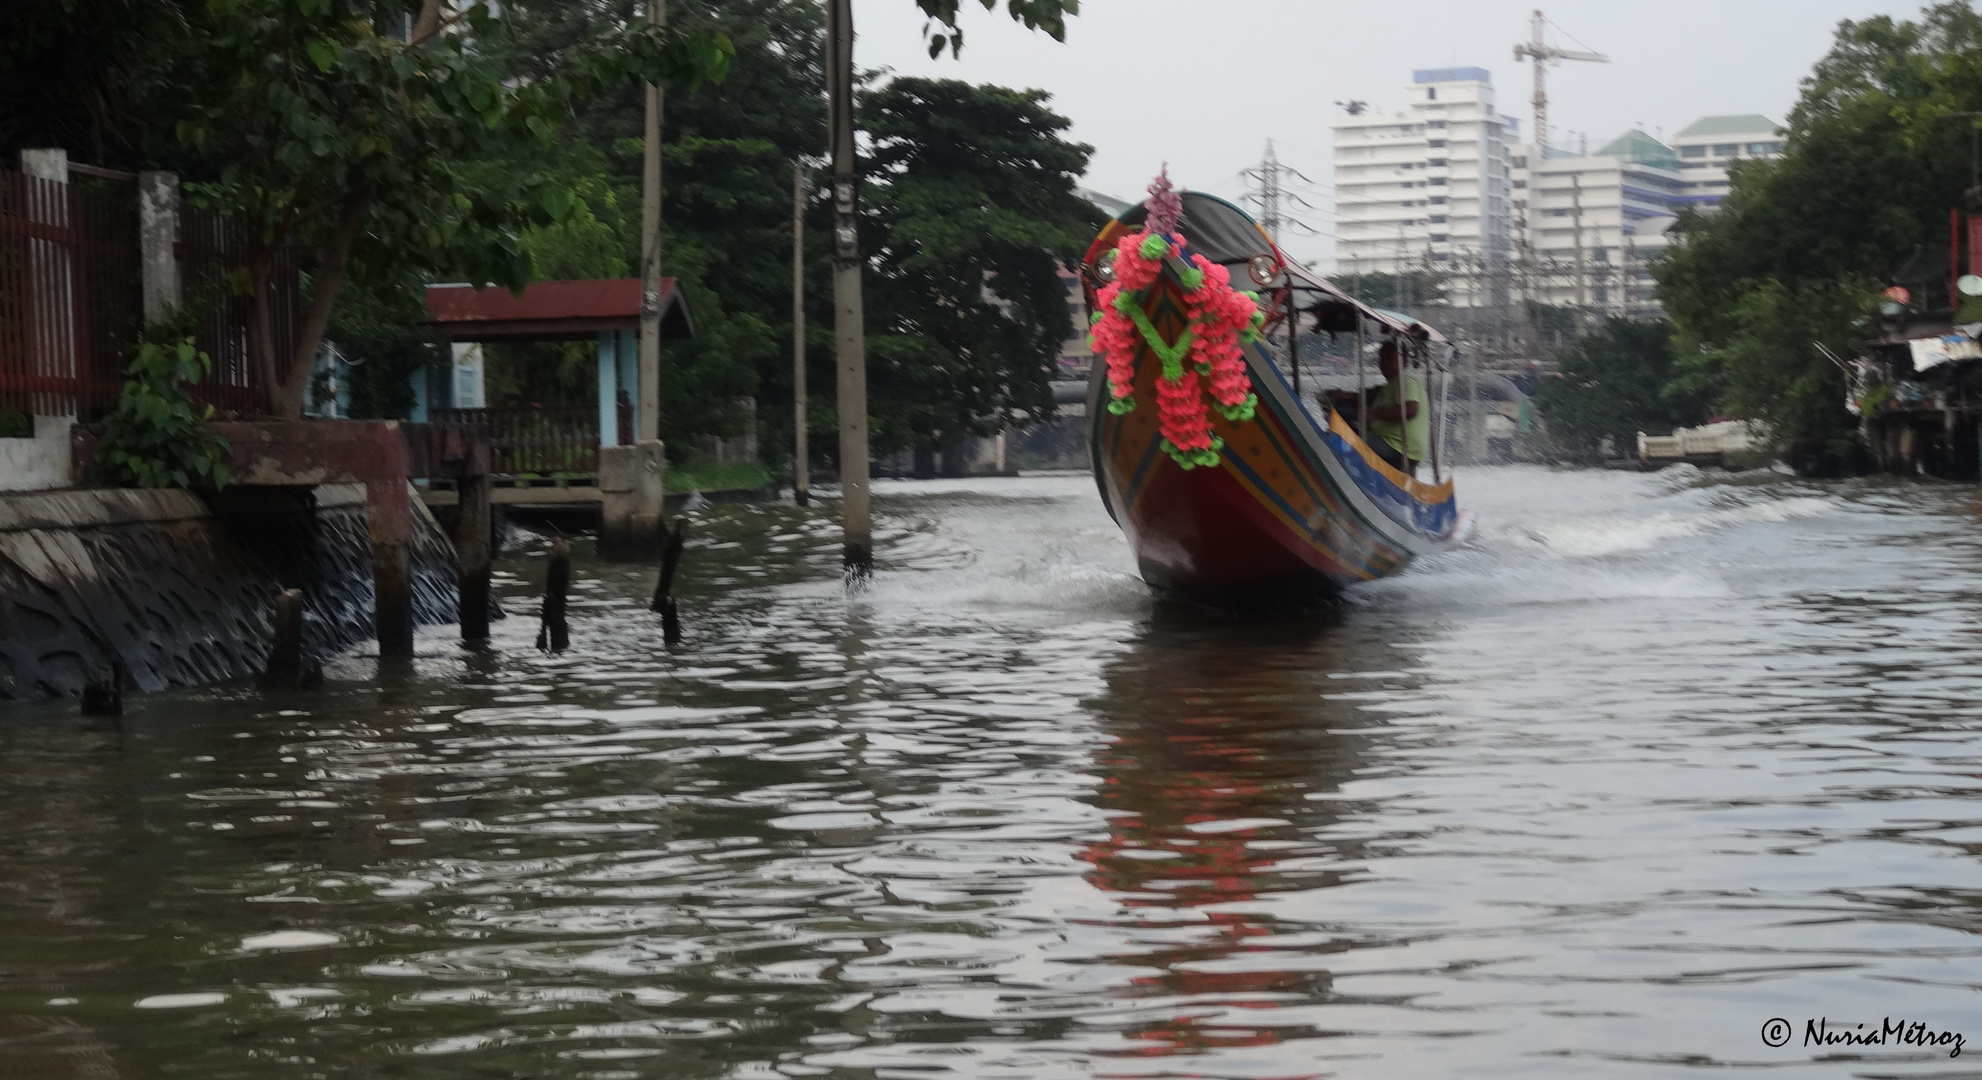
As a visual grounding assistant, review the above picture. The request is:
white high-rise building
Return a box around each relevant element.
[1331,67,1518,308]
[1513,129,1688,317]
[1669,115,1784,208]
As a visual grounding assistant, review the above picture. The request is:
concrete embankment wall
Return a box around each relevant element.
[0,485,461,702]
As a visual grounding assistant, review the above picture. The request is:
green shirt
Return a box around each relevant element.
[1370,373,1430,461]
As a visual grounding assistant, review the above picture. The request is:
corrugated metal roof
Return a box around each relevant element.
[424,278,691,341]
[1672,114,1782,139]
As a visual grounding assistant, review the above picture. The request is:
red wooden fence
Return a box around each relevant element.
[0,167,295,418]
[429,405,598,477]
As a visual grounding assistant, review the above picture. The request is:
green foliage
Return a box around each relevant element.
[666,459,772,494]
[95,337,230,489]
[1654,1,1982,466]
[170,0,733,416]
[1535,318,1712,460]
[860,76,1102,453]
[326,277,448,420]
[476,0,816,454]
[912,0,1079,57]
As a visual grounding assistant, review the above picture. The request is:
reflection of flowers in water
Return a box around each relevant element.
[1079,710,1331,1072]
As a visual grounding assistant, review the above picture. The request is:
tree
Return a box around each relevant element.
[171,0,732,418]
[1654,1,1982,468]
[474,0,820,459]
[1535,317,1711,460]
[910,0,1079,56]
[858,77,1101,454]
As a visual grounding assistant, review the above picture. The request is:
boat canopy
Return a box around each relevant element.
[1102,191,1448,346]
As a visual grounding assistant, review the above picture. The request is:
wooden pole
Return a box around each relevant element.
[1355,319,1369,444]
[455,470,491,641]
[259,588,318,690]
[637,0,668,445]
[1287,290,1300,401]
[793,164,810,507]
[827,0,871,580]
[650,516,688,645]
[537,537,570,653]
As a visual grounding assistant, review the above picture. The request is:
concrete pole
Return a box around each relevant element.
[827,0,872,577]
[638,0,667,445]
[138,171,181,324]
[793,163,810,507]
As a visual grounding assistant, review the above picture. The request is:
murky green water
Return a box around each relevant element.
[5,469,1982,1078]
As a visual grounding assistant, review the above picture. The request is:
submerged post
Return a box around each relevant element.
[537,537,570,652]
[367,480,414,659]
[651,516,688,646]
[793,164,810,508]
[259,588,314,690]
[455,444,492,642]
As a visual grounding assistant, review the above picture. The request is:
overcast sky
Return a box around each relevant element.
[848,0,1940,268]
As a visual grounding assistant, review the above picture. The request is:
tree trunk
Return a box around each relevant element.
[246,252,279,414]
[274,193,367,419]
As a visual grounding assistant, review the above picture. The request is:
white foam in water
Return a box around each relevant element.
[835,469,1834,616]
[852,476,1151,618]
[1535,496,1834,557]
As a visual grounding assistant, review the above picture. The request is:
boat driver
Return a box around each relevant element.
[1328,341,1429,476]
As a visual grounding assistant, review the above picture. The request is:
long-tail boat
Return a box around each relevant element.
[1082,176,1472,605]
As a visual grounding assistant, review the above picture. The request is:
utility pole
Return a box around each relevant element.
[1255,141,1284,240]
[1512,9,1607,154]
[1571,172,1586,328]
[826,0,870,579]
[638,0,668,444]
[792,164,809,507]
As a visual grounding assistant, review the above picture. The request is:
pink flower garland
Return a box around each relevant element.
[1089,225,1264,469]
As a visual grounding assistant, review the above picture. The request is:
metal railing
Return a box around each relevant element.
[0,167,295,419]
[0,169,140,415]
[429,405,598,477]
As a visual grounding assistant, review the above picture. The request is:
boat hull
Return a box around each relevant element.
[1088,278,1464,603]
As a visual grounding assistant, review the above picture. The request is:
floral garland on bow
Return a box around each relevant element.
[1089,229,1267,469]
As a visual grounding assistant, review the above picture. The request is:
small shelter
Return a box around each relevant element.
[423,278,694,447]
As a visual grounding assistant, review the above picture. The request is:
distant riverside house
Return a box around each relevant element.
[418,279,694,475]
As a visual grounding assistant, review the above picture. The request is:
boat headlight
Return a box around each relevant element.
[1095,249,1118,284]
[1247,254,1279,287]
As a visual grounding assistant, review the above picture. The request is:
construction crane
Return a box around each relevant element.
[1511,9,1607,154]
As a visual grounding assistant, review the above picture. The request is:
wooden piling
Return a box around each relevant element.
[537,537,570,652]
[367,480,414,659]
[456,471,492,642]
[651,516,687,645]
[80,666,121,716]
[259,588,318,690]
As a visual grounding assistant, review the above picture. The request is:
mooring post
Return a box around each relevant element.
[80,665,121,717]
[367,479,414,659]
[259,588,310,690]
[651,516,687,645]
[537,537,570,652]
[455,427,493,642]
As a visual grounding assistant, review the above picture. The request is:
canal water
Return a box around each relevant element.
[4,467,1982,1079]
